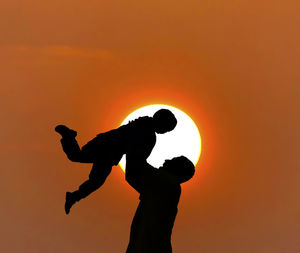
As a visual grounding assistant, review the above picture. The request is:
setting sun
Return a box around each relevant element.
[119,104,201,171]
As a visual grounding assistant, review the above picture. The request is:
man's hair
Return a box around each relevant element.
[165,156,195,183]
[153,109,177,133]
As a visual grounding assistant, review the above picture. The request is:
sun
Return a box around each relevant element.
[119,104,201,172]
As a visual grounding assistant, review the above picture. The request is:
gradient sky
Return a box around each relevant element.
[1,1,300,252]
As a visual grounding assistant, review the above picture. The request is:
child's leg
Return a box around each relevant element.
[64,161,112,214]
[76,161,112,199]
[55,124,93,163]
[60,137,91,163]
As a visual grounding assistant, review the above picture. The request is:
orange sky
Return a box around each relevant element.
[1,1,300,252]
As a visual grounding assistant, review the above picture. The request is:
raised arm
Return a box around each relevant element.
[125,154,147,193]
[124,126,156,192]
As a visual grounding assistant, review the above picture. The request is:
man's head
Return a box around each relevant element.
[153,109,177,134]
[161,156,195,184]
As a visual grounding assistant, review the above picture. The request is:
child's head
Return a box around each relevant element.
[153,109,177,134]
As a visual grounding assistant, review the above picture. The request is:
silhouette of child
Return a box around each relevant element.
[125,152,195,253]
[55,109,177,214]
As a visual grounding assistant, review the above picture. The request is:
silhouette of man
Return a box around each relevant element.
[125,150,195,253]
[55,109,177,214]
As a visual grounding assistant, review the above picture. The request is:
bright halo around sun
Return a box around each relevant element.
[119,104,201,172]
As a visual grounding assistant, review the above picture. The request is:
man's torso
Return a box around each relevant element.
[127,164,181,253]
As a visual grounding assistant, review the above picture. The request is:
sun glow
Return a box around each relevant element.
[119,104,201,172]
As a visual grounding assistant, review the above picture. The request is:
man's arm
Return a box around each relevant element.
[125,154,147,193]
[125,128,156,193]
